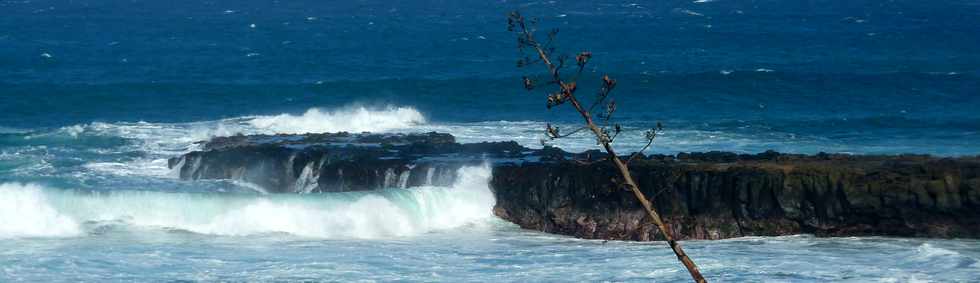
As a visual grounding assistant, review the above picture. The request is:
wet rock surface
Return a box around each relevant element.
[492,152,980,240]
[169,132,532,193]
[171,133,980,239]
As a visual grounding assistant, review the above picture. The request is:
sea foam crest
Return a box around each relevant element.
[0,165,493,239]
[0,183,81,238]
[248,106,426,134]
[163,165,490,238]
[913,243,960,260]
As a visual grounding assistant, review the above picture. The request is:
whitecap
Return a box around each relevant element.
[247,106,426,134]
[61,124,85,138]
[0,165,494,239]
[675,9,704,17]
[0,183,81,238]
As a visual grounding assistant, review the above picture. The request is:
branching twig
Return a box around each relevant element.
[508,11,707,283]
[545,125,589,140]
[627,138,654,165]
[627,124,663,165]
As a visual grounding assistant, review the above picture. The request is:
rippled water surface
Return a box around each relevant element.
[2,0,979,281]
[3,220,979,282]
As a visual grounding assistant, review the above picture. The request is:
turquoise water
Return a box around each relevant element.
[2,180,979,282]
[2,0,980,281]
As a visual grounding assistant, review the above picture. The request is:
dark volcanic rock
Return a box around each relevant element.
[171,132,980,240]
[491,155,980,240]
[169,132,541,193]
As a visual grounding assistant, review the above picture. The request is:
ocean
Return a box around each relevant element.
[1,0,979,281]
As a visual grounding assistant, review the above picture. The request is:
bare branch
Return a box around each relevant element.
[560,126,589,138]
[508,11,705,282]
[575,52,591,68]
[588,75,617,113]
[603,99,616,123]
[572,51,591,82]
[609,124,622,143]
[551,126,589,139]
[626,135,654,165]
[545,123,560,139]
[627,123,663,165]
[522,76,534,90]
[545,123,589,140]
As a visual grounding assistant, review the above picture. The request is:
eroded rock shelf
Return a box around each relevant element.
[170,132,980,240]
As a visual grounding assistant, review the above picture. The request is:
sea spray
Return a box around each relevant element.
[0,164,494,239]
[0,183,81,238]
[247,106,426,134]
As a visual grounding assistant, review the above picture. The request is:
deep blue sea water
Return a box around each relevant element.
[1,0,979,281]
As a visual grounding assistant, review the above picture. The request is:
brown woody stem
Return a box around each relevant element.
[512,12,707,283]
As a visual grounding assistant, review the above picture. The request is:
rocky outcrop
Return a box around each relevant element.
[169,132,532,193]
[170,132,980,240]
[491,152,980,240]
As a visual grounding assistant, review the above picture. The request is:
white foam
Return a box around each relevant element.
[44,104,803,180]
[39,111,806,181]
[675,9,704,17]
[68,121,219,178]
[0,165,494,239]
[194,195,418,238]
[61,125,85,138]
[247,106,426,134]
[417,121,775,154]
[0,183,81,238]
[913,243,959,261]
[877,274,934,283]
[0,126,27,134]
[409,165,496,230]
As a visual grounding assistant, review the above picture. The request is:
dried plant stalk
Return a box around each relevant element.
[508,11,707,283]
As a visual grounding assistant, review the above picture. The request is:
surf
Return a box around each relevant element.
[247,105,426,134]
[0,165,494,239]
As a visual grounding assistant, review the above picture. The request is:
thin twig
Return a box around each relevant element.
[508,11,706,283]
[627,132,656,165]
[555,126,589,139]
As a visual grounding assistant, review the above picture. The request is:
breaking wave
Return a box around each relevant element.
[247,106,426,134]
[0,165,494,239]
[8,105,430,178]
[0,183,82,238]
